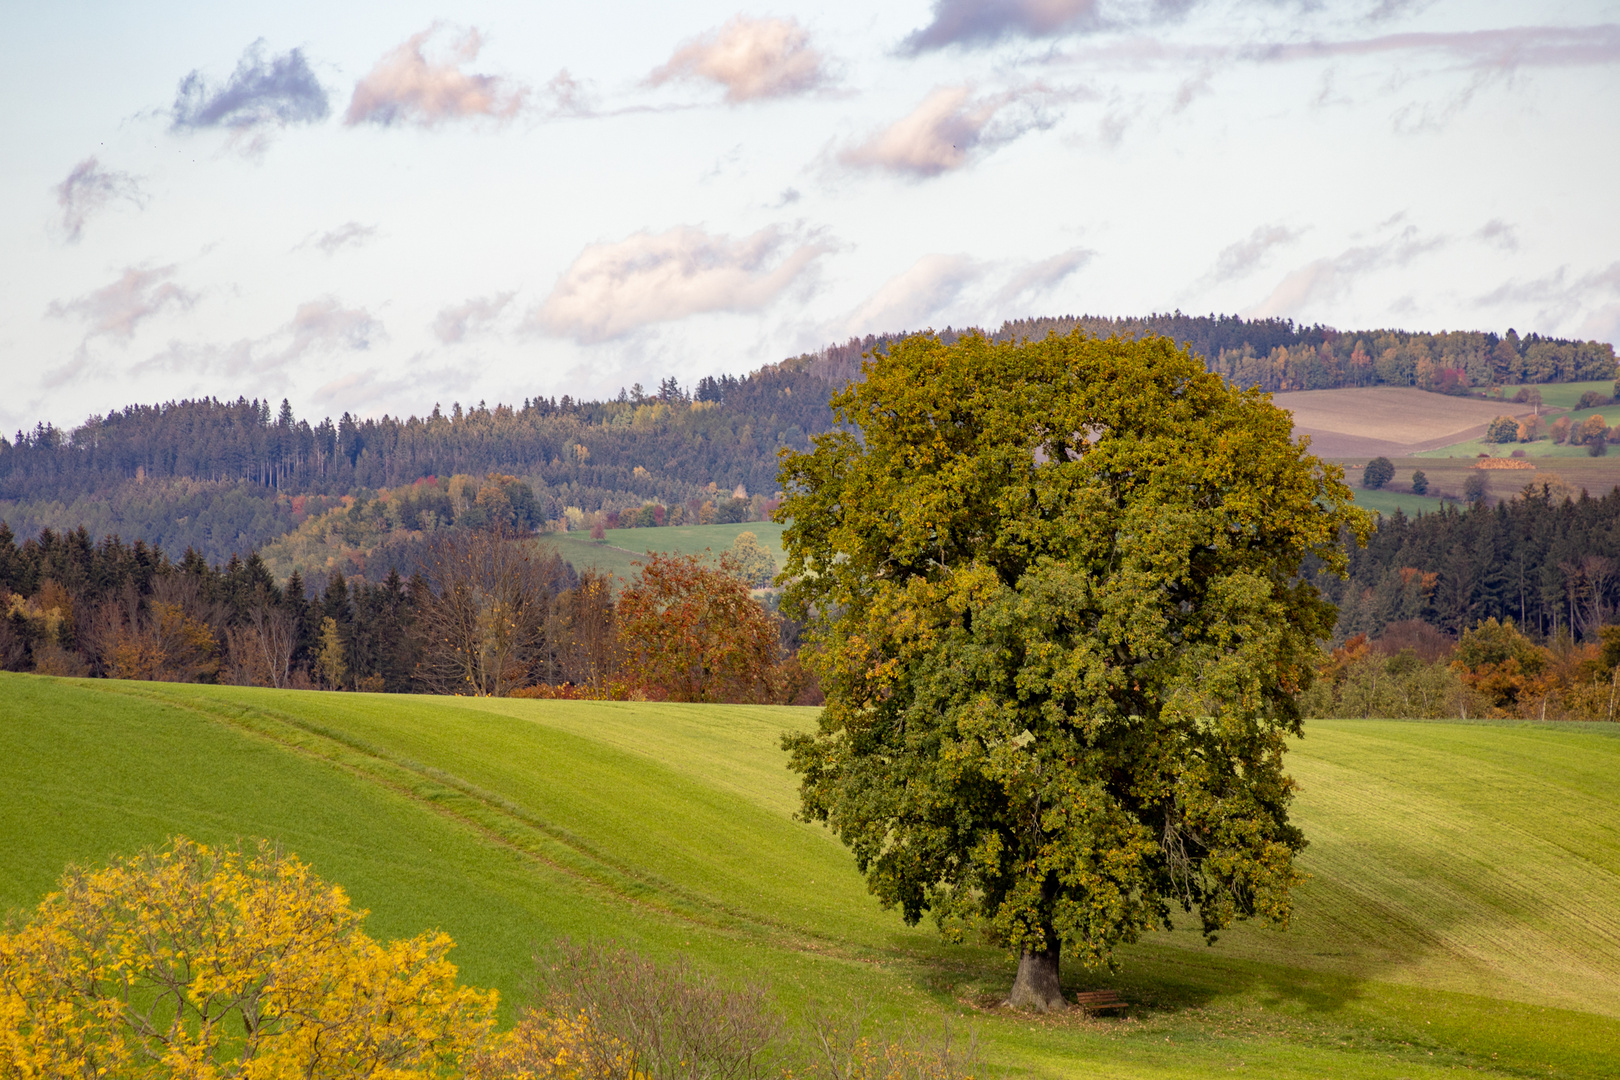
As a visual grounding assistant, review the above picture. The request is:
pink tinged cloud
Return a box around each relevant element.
[345,25,526,127]
[534,226,829,343]
[841,85,1063,176]
[53,158,144,243]
[843,254,982,336]
[650,17,826,102]
[433,292,514,343]
[47,265,196,340]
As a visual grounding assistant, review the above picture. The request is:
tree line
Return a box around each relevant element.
[0,522,811,704]
[1322,478,1620,645]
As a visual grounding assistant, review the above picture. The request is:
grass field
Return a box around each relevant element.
[537,522,786,583]
[4,674,1619,1078]
[1348,487,1448,517]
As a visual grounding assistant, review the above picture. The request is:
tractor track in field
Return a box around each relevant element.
[86,681,926,972]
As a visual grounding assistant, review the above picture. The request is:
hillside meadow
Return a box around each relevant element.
[536,521,786,584]
[2,674,1618,1079]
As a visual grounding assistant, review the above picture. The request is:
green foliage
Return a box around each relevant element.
[777,330,1369,978]
[1410,469,1428,494]
[1485,416,1520,443]
[1363,457,1395,489]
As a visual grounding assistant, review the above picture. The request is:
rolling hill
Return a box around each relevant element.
[3,674,1618,1078]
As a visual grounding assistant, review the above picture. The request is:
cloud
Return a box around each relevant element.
[843,255,982,335]
[1207,225,1303,283]
[904,0,1101,53]
[47,266,197,341]
[1473,261,1620,328]
[1246,225,1444,318]
[992,248,1093,310]
[346,25,526,127]
[52,158,144,243]
[1247,24,1620,69]
[534,226,829,343]
[840,84,1068,177]
[650,17,827,102]
[300,222,378,255]
[171,41,329,132]
[1475,218,1518,251]
[132,298,382,378]
[433,292,514,343]
[266,299,382,368]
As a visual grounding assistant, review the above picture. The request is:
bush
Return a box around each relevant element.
[1578,390,1614,409]
[1410,470,1428,495]
[497,941,984,1080]
[1363,456,1395,489]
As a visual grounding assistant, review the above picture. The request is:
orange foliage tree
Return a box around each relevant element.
[616,552,784,703]
[1450,617,1553,716]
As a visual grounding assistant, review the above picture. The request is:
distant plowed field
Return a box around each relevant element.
[1271,388,1531,457]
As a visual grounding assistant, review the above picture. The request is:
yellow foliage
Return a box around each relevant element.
[0,837,496,1080]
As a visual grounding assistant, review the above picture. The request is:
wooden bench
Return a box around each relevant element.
[1071,989,1127,1014]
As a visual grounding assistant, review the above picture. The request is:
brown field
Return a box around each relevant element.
[1271,387,1532,457]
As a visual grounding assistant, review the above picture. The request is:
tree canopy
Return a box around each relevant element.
[777,330,1368,1009]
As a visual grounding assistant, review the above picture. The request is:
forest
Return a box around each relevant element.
[3,315,1612,566]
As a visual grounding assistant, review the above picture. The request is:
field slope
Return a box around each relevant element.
[3,674,1618,1079]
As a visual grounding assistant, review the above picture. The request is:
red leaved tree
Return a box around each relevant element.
[617,552,784,703]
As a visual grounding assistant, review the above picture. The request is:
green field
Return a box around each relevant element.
[3,674,1619,1078]
[537,521,786,583]
[1496,379,1614,410]
[1349,487,1448,517]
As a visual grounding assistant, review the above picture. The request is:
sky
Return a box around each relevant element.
[4,0,1618,437]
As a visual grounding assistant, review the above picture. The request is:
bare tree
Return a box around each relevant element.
[414,529,565,696]
[223,604,298,688]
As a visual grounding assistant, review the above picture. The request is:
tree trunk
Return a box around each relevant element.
[1007,944,1064,1012]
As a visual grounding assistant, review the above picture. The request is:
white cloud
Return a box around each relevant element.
[840,85,1066,177]
[1246,226,1445,318]
[433,292,514,343]
[46,265,196,341]
[843,255,982,336]
[1208,225,1304,283]
[346,25,526,127]
[533,226,830,343]
[650,17,827,102]
[300,222,378,255]
[992,248,1093,311]
[132,298,382,378]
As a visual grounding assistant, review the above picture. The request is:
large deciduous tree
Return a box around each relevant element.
[777,331,1367,1010]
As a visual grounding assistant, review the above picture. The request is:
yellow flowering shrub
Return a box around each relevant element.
[0,837,495,1080]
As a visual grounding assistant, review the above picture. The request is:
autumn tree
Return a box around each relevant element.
[728,531,778,587]
[1450,617,1552,715]
[0,836,495,1080]
[617,552,784,703]
[1485,415,1520,443]
[414,528,568,696]
[777,330,1367,1010]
